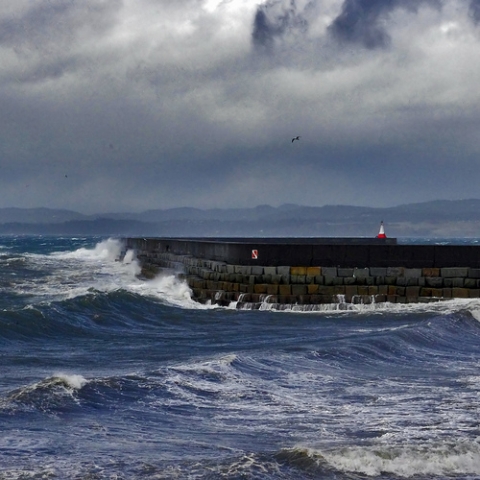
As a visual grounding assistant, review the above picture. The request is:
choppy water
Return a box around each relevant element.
[1,236,480,479]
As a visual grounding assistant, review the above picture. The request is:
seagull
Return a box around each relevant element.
[292,136,301,143]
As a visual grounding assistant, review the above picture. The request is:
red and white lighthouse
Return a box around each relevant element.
[376,221,387,239]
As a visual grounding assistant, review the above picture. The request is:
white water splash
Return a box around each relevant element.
[312,442,480,477]
[129,272,214,310]
[52,373,88,390]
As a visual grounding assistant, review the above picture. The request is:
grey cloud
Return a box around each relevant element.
[0,0,121,84]
[469,0,480,24]
[0,0,121,47]
[252,0,308,49]
[328,0,442,49]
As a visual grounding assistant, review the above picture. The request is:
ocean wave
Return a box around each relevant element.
[285,442,480,477]
[3,374,89,414]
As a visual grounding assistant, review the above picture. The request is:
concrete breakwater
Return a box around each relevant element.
[123,237,480,309]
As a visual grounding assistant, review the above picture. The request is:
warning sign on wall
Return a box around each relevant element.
[252,249,258,259]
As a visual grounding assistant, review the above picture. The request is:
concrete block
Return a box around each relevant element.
[219,264,228,274]
[465,278,477,289]
[345,286,358,301]
[469,289,480,298]
[423,268,440,277]
[267,285,279,295]
[318,294,334,303]
[370,267,387,276]
[334,286,346,295]
[297,295,311,305]
[318,286,335,296]
[322,267,337,277]
[343,277,356,286]
[426,277,443,288]
[404,268,422,278]
[333,277,344,285]
[305,275,316,284]
[358,286,370,296]
[279,285,292,296]
[406,286,420,297]
[254,284,268,294]
[395,287,406,296]
[452,288,469,298]
[292,285,308,296]
[277,266,290,284]
[387,267,404,277]
[324,276,335,286]
[354,267,370,279]
[315,275,324,285]
[468,269,480,279]
[271,275,283,285]
[291,266,307,275]
[291,275,306,284]
[452,278,465,288]
[378,285,388,295]
[264,266,277,276]
[338,268,354,277]
[442,288,452,298]
[385,277,397,285]
[396,277,407,286]
[431,288,443,298]
[307,267,321,276]
[441,267,469,278]
[307,284,319,294]
[277,266,290,276]
[252,266,264,275]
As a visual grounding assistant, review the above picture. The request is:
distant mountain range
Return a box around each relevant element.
[1,200,480,237]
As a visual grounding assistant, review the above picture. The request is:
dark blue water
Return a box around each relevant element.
[1,236,480,479]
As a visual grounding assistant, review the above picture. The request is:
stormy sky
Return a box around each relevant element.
[1,0,480,213]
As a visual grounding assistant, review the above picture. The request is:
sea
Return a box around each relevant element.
[1,235,480,479]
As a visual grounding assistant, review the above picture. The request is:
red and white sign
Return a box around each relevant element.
[251,249,258,259]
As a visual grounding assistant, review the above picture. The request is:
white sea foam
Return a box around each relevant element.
[236,296,480,316]
[3,239,159,306]
[51,238,123,262]
[20,238,209,309]
[311,442,480,477]
[52,373,88,390]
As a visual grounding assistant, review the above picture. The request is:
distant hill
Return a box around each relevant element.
[1,200,480,237]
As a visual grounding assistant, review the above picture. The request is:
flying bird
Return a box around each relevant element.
[292,136,301,142]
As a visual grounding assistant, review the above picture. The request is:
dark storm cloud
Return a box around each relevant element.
[469,0,480,24]
[252,0,308,49]
[328,0,442,49]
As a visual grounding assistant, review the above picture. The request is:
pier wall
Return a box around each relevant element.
[123,238,480,308]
